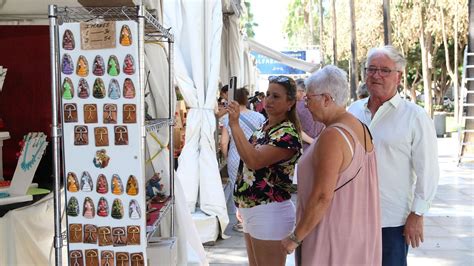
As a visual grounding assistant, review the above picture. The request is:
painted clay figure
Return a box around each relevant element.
[108,79,121,100]
[145,172,164,200]
[96,173,108,194]
[83,197,95,219]
[111,174,123,195]
[119,25,132,46]
[129,200,141,220]
[61,54,74,75]
[97,197,109,217]
[62,29,75,50]
[67,172,79,192]
[77,78,90,99]
[123,54,135,75]
[62,77,74,100]
[76,55,89,77]
[123,78,136,99]
[107,55,120,76]
[80,171,93,192]
[93,78,106,99]
[111,198,124,219]
[93,149,110,168]
[92,55,105,76]
[67,197,79,216]
[126,175,139,196]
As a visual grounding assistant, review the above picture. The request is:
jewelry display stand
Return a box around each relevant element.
[49,5,174,265]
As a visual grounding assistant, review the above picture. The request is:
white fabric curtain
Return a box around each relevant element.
[164,0,229,237]
[220,13,243,87]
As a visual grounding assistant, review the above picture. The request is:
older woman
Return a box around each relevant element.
[281,65,381,265]
[227,76,302,266]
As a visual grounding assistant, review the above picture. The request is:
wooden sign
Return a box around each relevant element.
[80,22,116,50]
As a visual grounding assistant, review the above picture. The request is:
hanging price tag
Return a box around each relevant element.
[80,21,116,50]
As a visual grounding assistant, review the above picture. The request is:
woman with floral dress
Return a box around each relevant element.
[227,76,302,266]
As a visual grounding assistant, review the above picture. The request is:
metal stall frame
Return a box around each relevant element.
[49,4,174,265]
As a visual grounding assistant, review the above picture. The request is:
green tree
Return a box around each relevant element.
[240,1,258,38]
[284,0,320,48]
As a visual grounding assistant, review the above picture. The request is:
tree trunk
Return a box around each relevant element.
[349,0,358,101]
[419,5,433,117]
[383,0,392,45]
[331,0,337,65]
[319,0,324,66]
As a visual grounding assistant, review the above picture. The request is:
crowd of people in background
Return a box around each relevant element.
[215,45,439,266]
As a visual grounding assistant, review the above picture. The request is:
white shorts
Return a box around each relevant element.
[239,200,295,240]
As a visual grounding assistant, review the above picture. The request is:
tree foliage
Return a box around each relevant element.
[240,1,259,38]
[284,0,320,48]
[283,0,468,112]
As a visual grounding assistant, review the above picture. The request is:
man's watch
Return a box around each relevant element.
[288,231,302,246]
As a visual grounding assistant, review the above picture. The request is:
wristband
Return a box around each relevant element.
[288,231,302,246]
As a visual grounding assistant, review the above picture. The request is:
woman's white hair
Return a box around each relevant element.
[366,45,406,71]
[305,65,349,106]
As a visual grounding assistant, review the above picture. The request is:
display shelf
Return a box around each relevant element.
[56,6,173,41]
[145,196,172,239]
[50,4,174,266]
[145,118,174,133]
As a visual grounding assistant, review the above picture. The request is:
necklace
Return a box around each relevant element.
[20,137,46,171]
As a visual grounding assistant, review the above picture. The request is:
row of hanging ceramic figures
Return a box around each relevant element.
[72,125,130,146]
[67,195,141,220]
[62,76,136,100]
[63,25,133,51]
[64,103,137,124]
[67,171,165,200]
[62,54,135,77]
[69,250,144,266]
[68,224,142,247]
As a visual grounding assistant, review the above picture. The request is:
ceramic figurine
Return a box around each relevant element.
[129,200,141,220]
[62,77,74,100]
[76,55,89,77]
[123,54,135,75]
[92,78,106,99]
[108,79,121,99]
[123,78,136,99]
[111,174,123,195]
[145,172,164,200]
[80,171,93,192]
[92,55,105,76]
[111,198,124,219]
[61,54,74,75]
[126,175,139,196]
[83,197,95,219]
[107,55,120,76]
[119,25,132,46]
[62,29,75,50]
[67,196,79,216]
[93,149,110,169]
[67,172,79,192]
[77,78,90,99]
[97,197,109,217]
[96,173,108,194]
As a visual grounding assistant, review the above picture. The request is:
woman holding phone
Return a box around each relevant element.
[226,76,302,266]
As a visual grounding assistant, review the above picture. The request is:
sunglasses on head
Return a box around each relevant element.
[268,75,290,84]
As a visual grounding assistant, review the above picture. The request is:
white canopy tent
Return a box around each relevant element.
[245,37,320,74]
[163,0,229,244]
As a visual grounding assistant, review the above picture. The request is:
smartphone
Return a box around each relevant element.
[228,76,237,102]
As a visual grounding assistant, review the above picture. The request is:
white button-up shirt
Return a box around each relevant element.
[348,93,439,227]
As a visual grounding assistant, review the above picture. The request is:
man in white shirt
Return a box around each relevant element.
[348,45,439,266]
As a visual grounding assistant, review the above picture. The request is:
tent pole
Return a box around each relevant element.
[48,4,63,266]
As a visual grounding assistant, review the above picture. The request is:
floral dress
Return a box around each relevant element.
[234,120,302,208]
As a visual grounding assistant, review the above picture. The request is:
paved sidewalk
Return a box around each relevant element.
[205,136,474,265]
